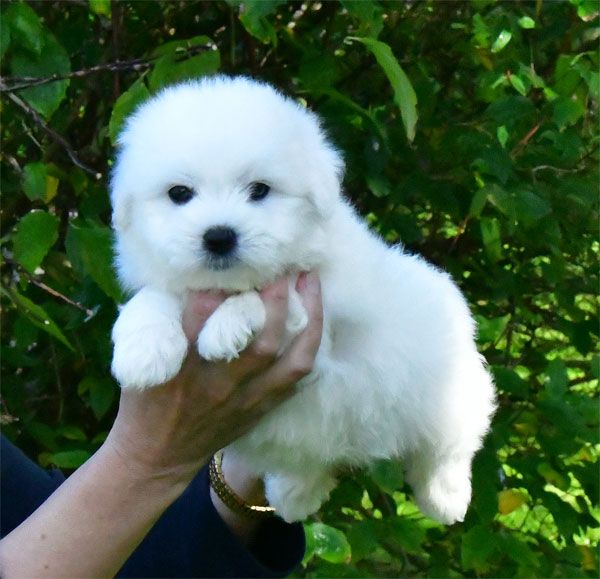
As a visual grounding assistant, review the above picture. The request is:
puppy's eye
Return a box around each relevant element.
[168,185,194,205]
[248,182,270,201]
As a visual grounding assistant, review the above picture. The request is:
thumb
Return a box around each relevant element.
[182,291,227,342]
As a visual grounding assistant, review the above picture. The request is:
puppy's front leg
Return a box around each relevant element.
[197,291,266,362]
[112,287,188,389]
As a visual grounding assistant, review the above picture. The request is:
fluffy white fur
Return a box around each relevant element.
[110,76,496,524]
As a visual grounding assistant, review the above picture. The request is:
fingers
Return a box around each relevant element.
[182,291,228,342]
[242,272,323,409]
[254,276,290,358]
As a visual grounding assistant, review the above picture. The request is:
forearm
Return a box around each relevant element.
[0,441,197,578]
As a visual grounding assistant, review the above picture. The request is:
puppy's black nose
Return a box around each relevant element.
[203,226,237,256]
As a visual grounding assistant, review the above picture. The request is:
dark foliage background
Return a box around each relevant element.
[1,0,598,576]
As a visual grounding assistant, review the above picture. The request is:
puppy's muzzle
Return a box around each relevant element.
[203,225,238,256]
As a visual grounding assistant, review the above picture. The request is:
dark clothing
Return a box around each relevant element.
[0,435,305,578]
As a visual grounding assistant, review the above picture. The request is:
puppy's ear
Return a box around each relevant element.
[307,143,345,218]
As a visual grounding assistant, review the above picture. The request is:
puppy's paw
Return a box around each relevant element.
[112,320,188,389]
[265,471,337,523]
[197,291,266,362]
[410,462,472,525]
[111,288,188,389]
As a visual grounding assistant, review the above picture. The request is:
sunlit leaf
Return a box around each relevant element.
[305,523,352,564]
[491,30,512,53]
[518,16,536,29]
[498,489,528,514]
[88,0,111,18]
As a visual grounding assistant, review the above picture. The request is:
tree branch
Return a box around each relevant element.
[3,90,102,178]
[0,42,213,93]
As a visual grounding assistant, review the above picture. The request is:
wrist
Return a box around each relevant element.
[101,431,204,497]
[219,451,267,506]
[209,451,271,542]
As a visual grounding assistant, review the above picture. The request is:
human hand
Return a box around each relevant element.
[105,272,323,489]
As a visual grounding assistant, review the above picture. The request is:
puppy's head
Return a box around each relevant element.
[111,76,344,292]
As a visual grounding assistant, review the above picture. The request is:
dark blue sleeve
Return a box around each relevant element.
[117,465,306,578]
[0,435,66,537]
[0,435,305,578]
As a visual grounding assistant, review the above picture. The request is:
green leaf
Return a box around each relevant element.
[461,525,498,571]
[480,217,502,262]
[3,288,74,350]
[22,162,59,202]
[472,13,491,48]
[12,210,59,273]
[10,30,70,119]
[369,459,404,494]
[544,359,568,398]
[346,520,379,563]
[496,125,509,148]
[476,314,510,344]
[493,366,529,398]
[0,12,11,60]
[148,36,220,92]
[66,222,123,302]
[341,0,384,37]
[236,0,286,44]
[305,523,352,564]
[59,425,87,441]
[518,16,536,29]
[351,37,418,142]
[109,78,151,145]
[5,2,43,55]
[513,189,552,224]
[491,29,512,53]
[26,421,58,451]
[45,450,91,469]
[22,162,47,201]
[88,0,111,18]
[80,376,117,420]
[552,96,585,128]
[570,0,600,21]
[385,517,428,553]
[509,74,528,96]
[499,534,540,570]
[468,187,489,218]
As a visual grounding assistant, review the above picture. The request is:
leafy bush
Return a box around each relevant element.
[1,1,598,576]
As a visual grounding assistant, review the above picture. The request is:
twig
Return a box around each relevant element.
[0,42,213,93]
[3,253,96,319]
[3,90,101,178]
[0,58,151,92]
[511,121,542,158]
[29,277,96,319]
[531,165,582,176]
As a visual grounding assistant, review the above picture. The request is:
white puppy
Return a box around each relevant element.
[110,76,496,524]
